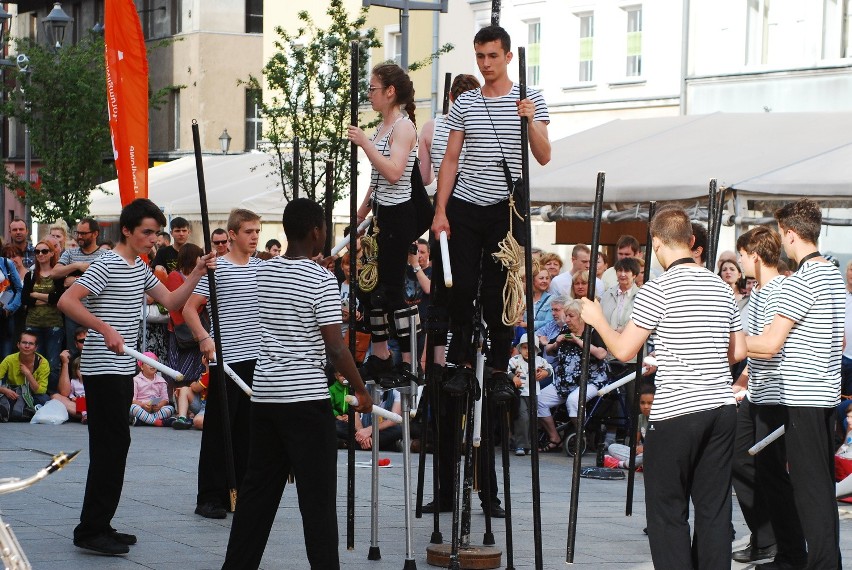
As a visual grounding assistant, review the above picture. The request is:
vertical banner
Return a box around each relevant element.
[105,0,149,204]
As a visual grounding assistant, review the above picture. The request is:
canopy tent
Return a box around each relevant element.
[528,112,852,203]
[88,152,287,221]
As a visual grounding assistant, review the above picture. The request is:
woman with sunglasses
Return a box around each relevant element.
[22,240,66,393]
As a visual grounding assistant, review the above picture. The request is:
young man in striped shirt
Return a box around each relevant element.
[746,199,844,569]
[183,209,262,520]
[580,206,746,569]
[731,226,805,566]
[221,199,372,569]
[58,199,215,556]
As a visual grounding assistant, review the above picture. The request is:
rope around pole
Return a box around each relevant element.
[493,194,526,326]
[358,222,380,293]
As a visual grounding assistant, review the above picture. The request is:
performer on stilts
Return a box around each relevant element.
[347,62,423,386]
[429,24,550,519]
[579,205,747,569]
[58,199,216,555]
[183,209,263,520]
[221,199,372,569]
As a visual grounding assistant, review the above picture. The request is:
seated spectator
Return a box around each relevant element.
[0,330,50,406]
[165,243,206,393]
[604,383,654,469]
[535,295,569,373]
[569,270,599,301]
[508,333,553,456]
[52,351,86,422]
[600,257,641,377]
[328,366,364,446]
[23,239,66,393]
[355,389,402,451]
[539,252,563,279]
[596,252,608,281]
[129,352,175,426]
[537,300,609,452]
[173,362,209,430]
[1,244,25,359]
[602,235,641,290]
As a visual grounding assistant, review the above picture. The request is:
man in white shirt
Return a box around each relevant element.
[550,243,604,296]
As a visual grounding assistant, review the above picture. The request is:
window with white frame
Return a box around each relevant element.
[578,12,594,82]
[386,27,402,66]
[625,6,642,77]
[245,89,262,151]
[170,89,180,150]
[526,19,541,86]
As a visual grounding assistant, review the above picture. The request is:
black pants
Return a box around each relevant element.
[644,405,736,570]
[753,404,806,562]
[784,405,842,569]
[197,359,255,508]
[358,199,420,352]
[731,397,776,549]
[222,400,339,570]
[74,374,134,541]
[445,197,512,371]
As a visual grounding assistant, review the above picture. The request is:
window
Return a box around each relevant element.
[169,90,180,150]
[386,28,402,66]
[94,0,104,27]
[72,2,82,45]
[625,6,642,76]
[246,0,263,34]
[245,89,262,151]
[171,0,182,35]
[525,20,541,86]
[578,12,594,82]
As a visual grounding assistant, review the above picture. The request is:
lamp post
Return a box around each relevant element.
[219,129,232,154]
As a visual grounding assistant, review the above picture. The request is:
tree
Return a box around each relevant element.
[1,33,114,227]
[247,0,452,207]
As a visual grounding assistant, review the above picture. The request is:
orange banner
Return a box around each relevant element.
[105,0,149,205]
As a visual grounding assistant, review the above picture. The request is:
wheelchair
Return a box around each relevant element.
[537,379,632,457]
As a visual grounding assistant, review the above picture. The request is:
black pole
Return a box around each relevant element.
[566,172,605,563]
[293,136,300,200]
[347,41,359,553]
[625,201,655,516]
[324,160,334,256]
[441,72,452,116]
[190,121,238,511]
[415,362,429,518]
[706,179,717,271]
[428,327,443,544]
[480,384,494,546]
[448,391,465,570]
[518,46,543,570]
[490,0,501,25]
[712,185,725,269]
[499,404,516,570]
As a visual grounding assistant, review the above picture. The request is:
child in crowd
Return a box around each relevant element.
[52,350,86,422]
[327,365,364,446]
[604,384,655,469]
[129,352,175,426]
[507,333,553,456]
[173,358,209,430]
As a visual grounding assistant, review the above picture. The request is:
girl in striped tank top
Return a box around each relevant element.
[347,63,422,384]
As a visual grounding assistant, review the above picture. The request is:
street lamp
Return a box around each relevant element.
[43,3,73,52]
[219,129,232,154]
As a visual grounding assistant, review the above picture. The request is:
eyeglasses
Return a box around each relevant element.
[212,240,228,245]
[366,86,384,94]
[75,230,93,236]
[76,338,85,344]
[34,248,52,255]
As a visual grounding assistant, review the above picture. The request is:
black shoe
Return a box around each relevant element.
[195,502,227,519]
[488,371,518,404]
[755,560,806,570]
[378,363,422,389]
[109,531,137,545]
[362,355,394,382]
[442,366,478,397]
[74,534,130,555]
[482,504,506,518]
[732,542,777,563]
[421,500,453,513]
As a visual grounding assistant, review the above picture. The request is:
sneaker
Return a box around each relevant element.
[153,419,163,427]
[74,533,130,555]
[482,504,506,518]
[173,417,192,430]
[732,542,777,563]
[515,448,525,456]
[81,412,88,425]
[129,416,138,426]
[195,502,227,519]
[603,455,622,469]
[161,416,176,428]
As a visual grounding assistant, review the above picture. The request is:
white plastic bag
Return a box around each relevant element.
[29,399,69,425]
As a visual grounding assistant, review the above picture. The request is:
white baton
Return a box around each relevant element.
[223,363,253,397]
[331,217,372,257]
[439,231,453,288]
[345,395,403,424]
[596,372,636,396]
[122,345,184,381]
[748,426,785,456]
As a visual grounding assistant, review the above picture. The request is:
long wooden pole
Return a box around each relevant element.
[190,121,238,511]
[347,41,359,553]
[706,179,717,270]
[566,172,605,563]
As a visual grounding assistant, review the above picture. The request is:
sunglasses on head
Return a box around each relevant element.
[35,248,52,255]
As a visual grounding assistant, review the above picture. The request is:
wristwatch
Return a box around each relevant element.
[412,266,420,274]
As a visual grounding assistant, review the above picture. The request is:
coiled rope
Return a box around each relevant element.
[492,194,526,326]
[358,222,380,293]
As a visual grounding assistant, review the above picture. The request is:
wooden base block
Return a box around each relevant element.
[425,544,502,569]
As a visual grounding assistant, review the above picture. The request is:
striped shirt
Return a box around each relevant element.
[371,117,417,207]
[58,246,104,269]
[193,256,262,364]
[776,260,845,407]
[631,266,740,421]
[430,114,451,172]
[75,250,160,376]
[252,257,341,404]
[446,85,549,206]
[746,275,785,405]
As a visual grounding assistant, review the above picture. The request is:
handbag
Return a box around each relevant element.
[1,384,36,422]
[343,329,371,365]
[410,157,434,237]
[144,302,170,324]
[174,309,211,350]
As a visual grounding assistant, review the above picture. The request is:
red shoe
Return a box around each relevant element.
[603,455,622,469]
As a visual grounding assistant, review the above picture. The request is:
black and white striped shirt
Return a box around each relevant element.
[74,250,160,376]
[746,276,785,405]
[776,260,844,407]
[252,257,341,403]
[58,246,104,268]
[630,266,740,421]
[446,85,549,206]
[430,114,450,173]
[193,256,262,365]
[371,117,417,207]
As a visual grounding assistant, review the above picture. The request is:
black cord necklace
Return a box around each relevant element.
[666,257,695,271]
[797,251,821,265]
